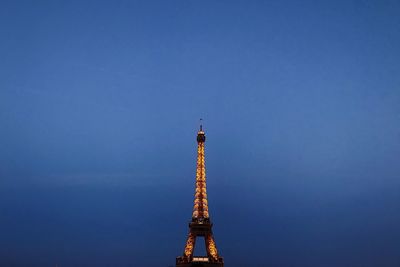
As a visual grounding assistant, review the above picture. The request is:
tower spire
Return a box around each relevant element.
[193,121,208,219]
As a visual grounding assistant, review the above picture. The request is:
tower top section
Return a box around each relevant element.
[197,119,206,143]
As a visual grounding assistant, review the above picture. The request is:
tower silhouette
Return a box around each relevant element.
[176,123,224,267]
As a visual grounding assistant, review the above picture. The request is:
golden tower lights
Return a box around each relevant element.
[176,123,224,267]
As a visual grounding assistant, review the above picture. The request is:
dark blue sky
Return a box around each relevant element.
[1,1,400,266]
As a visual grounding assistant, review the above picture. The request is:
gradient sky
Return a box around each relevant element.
[1,1,400,266]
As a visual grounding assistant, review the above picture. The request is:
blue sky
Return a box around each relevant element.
[0,1,400,266]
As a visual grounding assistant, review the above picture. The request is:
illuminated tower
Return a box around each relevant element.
[176,124,224,267]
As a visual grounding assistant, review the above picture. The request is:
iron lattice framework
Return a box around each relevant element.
[176,125,224,267]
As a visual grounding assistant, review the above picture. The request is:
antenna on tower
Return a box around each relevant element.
[199,118,203,131]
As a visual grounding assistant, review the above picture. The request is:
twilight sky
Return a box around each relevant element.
[0,1,400,266]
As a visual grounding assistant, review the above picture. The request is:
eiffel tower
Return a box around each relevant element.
[176,123,224,267]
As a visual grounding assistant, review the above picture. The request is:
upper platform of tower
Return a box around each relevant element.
[197,124,206,143]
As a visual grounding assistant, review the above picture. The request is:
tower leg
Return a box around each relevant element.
[184,232,196,259]
[205,233,219,261]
